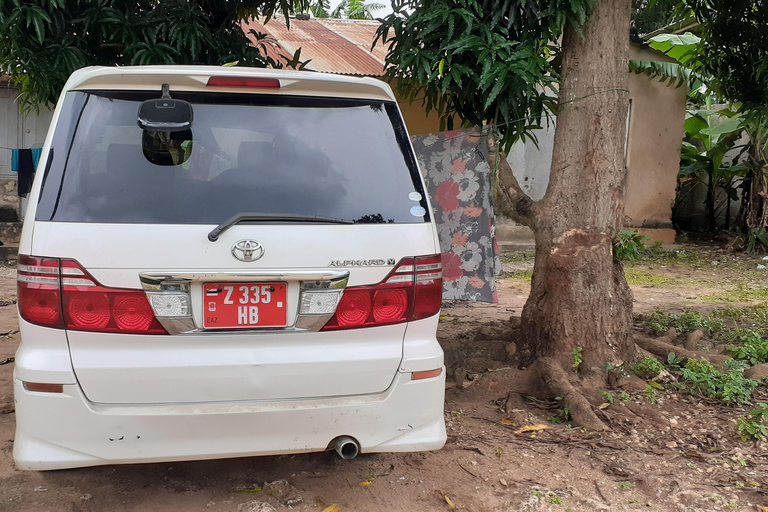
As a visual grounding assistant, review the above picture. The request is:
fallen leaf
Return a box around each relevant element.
[321,505,340,512]
[439,315,449,320]
[359,477,374,487]
[515,424,549,434]
[496,447,503,458]
[756,506,768,512]
[598,402,611,409]
[500,418,515,426]
[445,495,456,509]
[484,405,500,410]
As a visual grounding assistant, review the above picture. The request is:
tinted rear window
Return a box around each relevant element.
[37,90,429,224]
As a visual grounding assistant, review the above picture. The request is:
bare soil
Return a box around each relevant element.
[2,244,768,512]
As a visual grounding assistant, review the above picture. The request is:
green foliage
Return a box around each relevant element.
[728,329,768,366]
[737,403,768,441]
[630,357,664,380]
[375,0,593,150]
[681,0,768,110]
[600,390,614,404]
[631,0,677,36]
[0,0,309,111]
[644,383,658,402]
[612,230,652,264]
[619,391,632,402]
[743,228,768,254]
[646,309,724,335]
[330,0,385,19]
[680,358,758,405]
[571,347,583,369]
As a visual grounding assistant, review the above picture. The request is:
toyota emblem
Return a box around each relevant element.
[231,239,265,262]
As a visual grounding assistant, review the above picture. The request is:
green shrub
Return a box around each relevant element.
[737,403,768,440]
[728,329,768,365]
[613,229,651,265]
[630,357,664,379]
[646,309,724,335]
[680,358,758,405]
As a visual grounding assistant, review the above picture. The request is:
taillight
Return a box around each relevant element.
[18,255,167,335]
[18,256,62,328]
[321,255,442,330]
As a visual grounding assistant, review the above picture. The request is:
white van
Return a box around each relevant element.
[14,66,446,470]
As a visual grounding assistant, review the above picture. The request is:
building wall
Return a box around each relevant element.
[625,43,687,230]
[0,86,54,222]
[387,79,445,135]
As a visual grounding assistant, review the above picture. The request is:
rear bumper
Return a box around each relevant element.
[14,370,446,471]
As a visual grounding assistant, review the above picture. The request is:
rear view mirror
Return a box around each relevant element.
[137,84,193,132]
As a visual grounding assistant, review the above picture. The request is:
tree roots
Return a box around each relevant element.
[534,357,609,431]
[634,328,729,370]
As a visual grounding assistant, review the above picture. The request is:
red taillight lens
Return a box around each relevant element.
[206,76,281,89]
[18,256,63,328]
[321,254,443,331]
[412,254,443,320]
[65,292,110,329]
[373,289,409,323]
[113,294,155,332]
[18,255,167,335]
[335,290,372,327]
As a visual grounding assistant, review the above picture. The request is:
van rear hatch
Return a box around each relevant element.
[27,83,438,405]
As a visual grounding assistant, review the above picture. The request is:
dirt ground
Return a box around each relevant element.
[1,243,768,512]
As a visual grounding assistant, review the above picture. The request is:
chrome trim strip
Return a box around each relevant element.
[139,270,349,335]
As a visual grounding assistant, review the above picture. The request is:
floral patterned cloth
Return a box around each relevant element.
[411,128,501,303]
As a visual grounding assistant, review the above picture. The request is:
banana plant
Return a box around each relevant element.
[679,107,747,231]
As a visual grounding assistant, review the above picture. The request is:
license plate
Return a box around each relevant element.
[203,283,287,329]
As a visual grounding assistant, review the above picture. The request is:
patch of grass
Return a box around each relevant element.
[504,269,533,281]
[624,268,673,287]
[645,309,724,335]
[712,304,768,331]
[700,286,768,303]
[677,358,759,406]
[617,481,635,491]
[501,252,533,263]
[630,357,664,379]
[637,247,708,267]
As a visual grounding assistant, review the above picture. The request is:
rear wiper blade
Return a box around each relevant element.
[208,212,353,242]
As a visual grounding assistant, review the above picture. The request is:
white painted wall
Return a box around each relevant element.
[0,88,53,177]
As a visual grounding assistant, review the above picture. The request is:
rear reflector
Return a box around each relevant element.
[411,368,442,380]
[206,76,280,89]
[23,382,64,393]
[18,255,167,335]
[321,254,442,330]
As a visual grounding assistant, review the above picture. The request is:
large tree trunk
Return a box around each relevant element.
[495,0,636,385]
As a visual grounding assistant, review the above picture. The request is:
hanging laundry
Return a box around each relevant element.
[11,149,19,173]
[31,147,42,169]
[17,149,34,197]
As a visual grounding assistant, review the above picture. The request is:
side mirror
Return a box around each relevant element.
[137,84,194,132]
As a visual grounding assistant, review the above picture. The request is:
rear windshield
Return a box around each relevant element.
[36,90,429,224]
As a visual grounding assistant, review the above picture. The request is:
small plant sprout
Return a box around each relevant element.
[617,481,635,491]
[548,493,562,504]
[571,347,583,369]
[737,403,768,441]
[630,357,664,379]
[645,383,658,403]
[618,391,631,401]
[600,391,614,404]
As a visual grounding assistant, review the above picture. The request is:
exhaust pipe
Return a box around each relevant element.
[334,436,360,460]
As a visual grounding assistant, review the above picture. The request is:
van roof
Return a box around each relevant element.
[63,65,396,102]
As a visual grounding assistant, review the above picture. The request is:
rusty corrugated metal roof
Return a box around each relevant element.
[242,17,387,77]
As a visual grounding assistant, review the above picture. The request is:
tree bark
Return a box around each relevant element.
[516,0,637,377]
